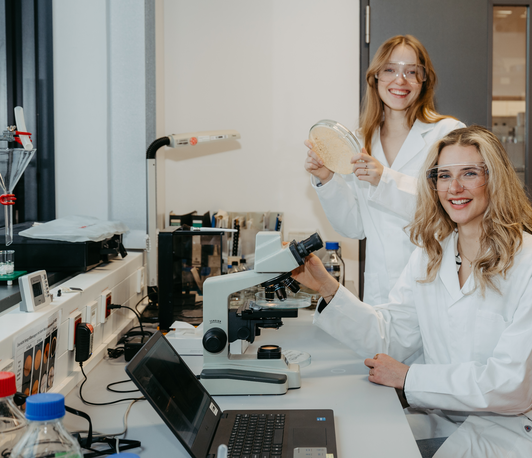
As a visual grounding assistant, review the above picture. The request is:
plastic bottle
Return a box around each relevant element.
[0,371,28,457]
[11,393,83,458]
[321,242,345,286]
[227,261,240,274]
[108,454,140,458]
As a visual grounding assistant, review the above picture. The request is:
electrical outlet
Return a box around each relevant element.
[68,311,83,351]
[83,300,98,327]
[98,290,112,324]
[136,268,145,294]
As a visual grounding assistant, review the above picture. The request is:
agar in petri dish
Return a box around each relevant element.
[309,119,362,175]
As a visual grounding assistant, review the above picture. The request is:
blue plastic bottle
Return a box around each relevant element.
[11,393,82,458]
[321,242,345,286]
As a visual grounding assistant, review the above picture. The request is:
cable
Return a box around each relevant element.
[107,379,139,394]
[79,363,144,406]
[109,304,145,337]
[133,293,150,314]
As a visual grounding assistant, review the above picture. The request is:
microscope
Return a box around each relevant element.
[200,231,323,395]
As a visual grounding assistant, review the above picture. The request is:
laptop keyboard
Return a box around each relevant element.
[227,413,285,458]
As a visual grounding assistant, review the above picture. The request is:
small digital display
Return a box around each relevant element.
[31,279,43,298]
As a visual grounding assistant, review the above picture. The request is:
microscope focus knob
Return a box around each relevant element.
[203,327,228,353]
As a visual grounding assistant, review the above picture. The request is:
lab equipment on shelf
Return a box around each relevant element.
[200,231,323,395]
[0,107,36,247]
[0,372,27,457]
[322,241,345,286]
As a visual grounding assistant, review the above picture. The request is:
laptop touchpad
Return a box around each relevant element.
[293,428,327,447]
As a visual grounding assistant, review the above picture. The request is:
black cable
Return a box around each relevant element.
[109,304,145,338]
[65,405,93,448]
[107,346,125,359]
[133,293,150,314]
[79,363,144,406]
[107,380,139,394]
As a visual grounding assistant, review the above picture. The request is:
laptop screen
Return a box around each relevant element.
[126,332,217,452]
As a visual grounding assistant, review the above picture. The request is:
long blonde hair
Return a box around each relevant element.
[359,35,453,156]
[409,125,532,293]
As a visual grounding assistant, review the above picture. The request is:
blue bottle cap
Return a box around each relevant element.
[325,241,339,250]
[107,454,140,458]
[25,393,65,421]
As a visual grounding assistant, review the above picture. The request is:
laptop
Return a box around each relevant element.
[125,331,337,458]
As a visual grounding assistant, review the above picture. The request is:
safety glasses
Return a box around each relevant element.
[375,62,426,84]
[426,163,489,192]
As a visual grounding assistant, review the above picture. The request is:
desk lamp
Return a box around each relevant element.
[145,130,240,288]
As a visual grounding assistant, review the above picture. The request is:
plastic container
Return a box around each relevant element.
[108,454,140,458]
[321,242,345,286]
[227,261,239,274]
[252,291,311,309]
[0,372,28,457]
[10,393,83,458]
[309,120,362,174]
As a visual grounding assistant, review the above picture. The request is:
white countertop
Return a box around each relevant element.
[64,308,421,457]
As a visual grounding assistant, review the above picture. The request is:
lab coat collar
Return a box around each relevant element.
[438,231,464,304]
[389,119,434,172]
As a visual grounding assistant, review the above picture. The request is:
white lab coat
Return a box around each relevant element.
[312,118,465,305]
[314,230,532,457]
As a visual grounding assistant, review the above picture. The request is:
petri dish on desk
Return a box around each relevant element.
[308,119,362,174]
[251,291,312,309]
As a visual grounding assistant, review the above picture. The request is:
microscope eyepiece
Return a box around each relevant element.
[289,232,323,265]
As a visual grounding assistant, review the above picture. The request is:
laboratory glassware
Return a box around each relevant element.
[10,393,82,458]
[0,372,28,457]
[0,148,36,246]
[322,241,345,286]
[309,119,362,174]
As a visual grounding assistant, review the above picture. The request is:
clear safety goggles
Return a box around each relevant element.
[376,62,426,84]
[426,163,489,192]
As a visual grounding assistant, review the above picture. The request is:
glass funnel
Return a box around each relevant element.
[0,148,36,246]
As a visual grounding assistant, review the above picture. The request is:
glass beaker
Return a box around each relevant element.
[0,148,36,246]
[0,250,14,276]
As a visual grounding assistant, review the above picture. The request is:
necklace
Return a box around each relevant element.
[457,240,474,268]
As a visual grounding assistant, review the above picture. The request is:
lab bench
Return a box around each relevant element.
[0,252,145,398]
[63,308,421,458]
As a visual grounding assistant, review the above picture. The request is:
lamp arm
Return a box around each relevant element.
[146,136,171,287]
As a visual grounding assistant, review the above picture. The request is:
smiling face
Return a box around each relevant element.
[437,144,489,232]
[377,44,423,114]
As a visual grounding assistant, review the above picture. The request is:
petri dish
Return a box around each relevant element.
[308,119,362,174]
[251,291,312,309]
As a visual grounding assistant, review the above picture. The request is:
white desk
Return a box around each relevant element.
[64,309,421,457]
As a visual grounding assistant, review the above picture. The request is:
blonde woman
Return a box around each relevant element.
[305,35,464,305]
[295,125,532,457]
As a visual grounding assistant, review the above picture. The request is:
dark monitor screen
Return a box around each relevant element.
[125,332,217,453]
[31,280,43,298]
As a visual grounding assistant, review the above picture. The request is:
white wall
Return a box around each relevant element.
[52,0,361,286]
[53,0,155,249]
[161,0,361,285]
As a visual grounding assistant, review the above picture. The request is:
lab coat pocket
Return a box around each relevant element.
[473,310,509,363]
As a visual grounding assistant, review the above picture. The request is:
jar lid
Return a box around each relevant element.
[25,393,65,421]
[308,119,362,174]
[0,371,16,397]
[325,241,340,250]
[108,455,140,458]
